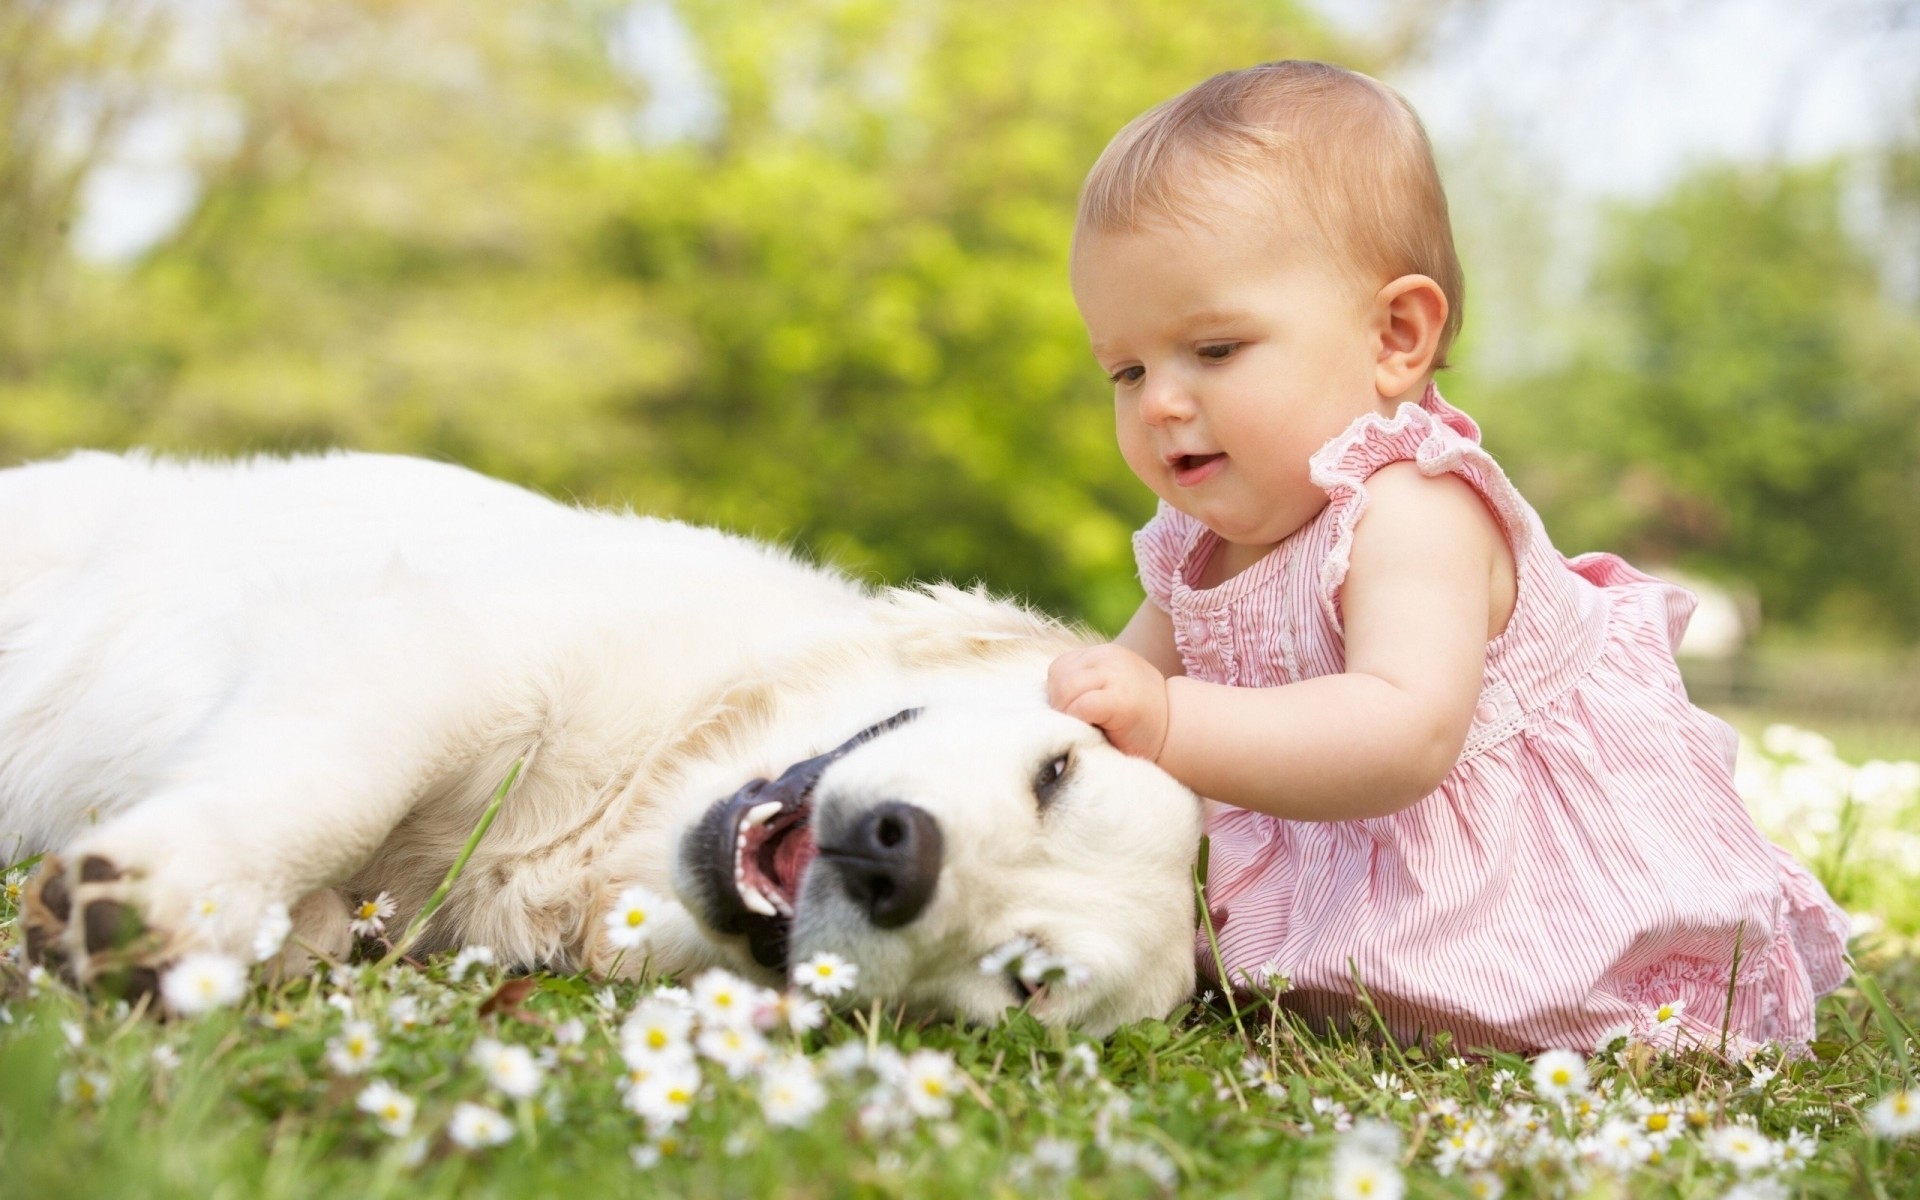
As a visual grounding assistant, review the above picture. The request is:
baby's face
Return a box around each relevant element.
[1072,215,1393,554]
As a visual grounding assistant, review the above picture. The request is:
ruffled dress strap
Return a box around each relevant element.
[1133,500,1205,614]
[1306,384,1536,634]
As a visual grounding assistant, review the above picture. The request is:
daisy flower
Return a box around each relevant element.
[1529,1049,1588,1101]
[1463,1171,1504,1199]
[691,968,765,1029]
[1867,1089,1920,1138]
[190,895,222,925]
[150,1044,182,1072]
[553,1018,586,1047]
[251,903,292,962]
[2,869,24,904]
[622,998,696,1064]
[447,1101,514,1149]
[900,1048,960,1119]
[625,1057,702,1127]
[160,952,249,1016]
[356,1080,417,1137]
[449,944,495,980]
[1330,1152,1404,1200]
[1648,997,1685,1033]
[1703,1121,1777,1174]
[695,1023,769,1079]
[471,1038,545,1099]
[602,884,661,950]
[59,1070,112,1106]
[325,1020,381,1075]
[387,995,423,1031]
[348,892,395,938]
[1584,1116,1652,1173]
[758,1054,827,1127]
[792,952,859,998]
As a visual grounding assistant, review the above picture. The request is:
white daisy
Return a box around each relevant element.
[792,952,859,998]
[160,953,249,1016]
[625,1057,702,1126]
[59,1070,112,1106]
[765,991,826,1034]
[251,903,293,963]
[447,1101,514,1149]
[347,891,396,938]
[387,995,423,1031]
[150,1044,182,1072]
[1703,1121,1777,1174]
[758,1054,827,1127]
[1583,1116,1652,1173]
[621,999,696,1065]
[553,1018,586,1047]
[1330,1152,1404,1200]
[900,1048,960,1119]
[1529,1049,1589,1101]
[190,895,222,925]
[449,944,495,981]
[1648,997,1685,1032]
[690,968,766,1029]
[325,1020,381,1075]
[1463,1171,1505,1199]
[602,884,661,950]
[1776,1126,1816,1170]
[471,1037,546,1099]
[356,1080,417,1137]
[695,1023,769,1079]
[1867,1089,1920,1138]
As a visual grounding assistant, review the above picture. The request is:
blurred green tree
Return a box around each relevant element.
[1464,163,1920,641]
[0,0,1342,632]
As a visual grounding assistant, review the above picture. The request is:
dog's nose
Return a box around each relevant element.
[818,801,943,928]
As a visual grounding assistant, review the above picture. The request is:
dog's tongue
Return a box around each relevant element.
[773,827,818,892]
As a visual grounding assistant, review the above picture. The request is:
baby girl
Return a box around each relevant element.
[1047,60,1849,1054]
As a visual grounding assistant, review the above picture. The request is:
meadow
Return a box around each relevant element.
[2,725,1917,1199]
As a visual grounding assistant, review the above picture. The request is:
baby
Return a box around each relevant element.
[1047,61,1848,1054]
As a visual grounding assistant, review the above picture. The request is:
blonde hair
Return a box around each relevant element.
[1078,61,1465,367]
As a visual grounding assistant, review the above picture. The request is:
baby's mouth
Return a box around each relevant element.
[1170,452,1226,485]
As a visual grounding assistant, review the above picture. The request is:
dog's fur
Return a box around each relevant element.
[1,452,1202,1033]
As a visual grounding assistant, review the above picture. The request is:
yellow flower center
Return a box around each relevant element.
[667,1087,690,1105]
[647,1029,667,1049]
[625,909,646,926]
[1646,1112,1669,1132]
[1898,1095,1913,1116]
[1656,1005,1674,1021]
[921,1079,945,1097]
[271,1011,295,1029]
[1356,1178,1376,1196]
[1551,1068,1570,1085]
[357,901,378,919]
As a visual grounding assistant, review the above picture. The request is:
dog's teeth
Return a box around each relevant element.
[738,881,778,917]
[770,893,793,918]
[743,800,782,828]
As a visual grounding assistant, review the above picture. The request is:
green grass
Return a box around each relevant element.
[1,919,1917,1197]
[3,724,1917,1198]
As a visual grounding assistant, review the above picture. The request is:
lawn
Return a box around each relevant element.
[2,725,1916,1199]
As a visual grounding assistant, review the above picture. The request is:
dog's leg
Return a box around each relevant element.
[38,600,530,996]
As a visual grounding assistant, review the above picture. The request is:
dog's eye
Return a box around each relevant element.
[1034,752,1070,808]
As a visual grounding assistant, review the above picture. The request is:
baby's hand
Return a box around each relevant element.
[1047,644,1169,761]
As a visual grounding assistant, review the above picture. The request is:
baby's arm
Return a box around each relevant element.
[1050,463,1511,821]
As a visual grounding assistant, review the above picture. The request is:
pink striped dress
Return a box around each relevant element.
[1136,385,1850,1054]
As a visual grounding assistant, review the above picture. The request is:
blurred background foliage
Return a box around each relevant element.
[2,0,1917,654]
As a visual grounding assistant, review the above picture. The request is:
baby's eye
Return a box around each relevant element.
[1197,342,1239,362]
[1107,365,1145,386]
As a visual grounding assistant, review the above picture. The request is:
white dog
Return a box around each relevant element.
[2,451,1202,1032]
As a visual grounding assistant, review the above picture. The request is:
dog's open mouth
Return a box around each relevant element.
[678,709,922,973]
[732,789,818,921]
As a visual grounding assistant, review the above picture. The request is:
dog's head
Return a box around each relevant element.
[670,695,1203,1034]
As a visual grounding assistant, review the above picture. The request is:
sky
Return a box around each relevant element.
[1333,0,1920,198]
[68,0,1920,263]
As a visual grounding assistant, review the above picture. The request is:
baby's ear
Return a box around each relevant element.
[1373,274,1447,400]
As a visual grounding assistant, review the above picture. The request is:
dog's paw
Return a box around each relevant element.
[24,853,173,1005]
[22,853,73,974]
